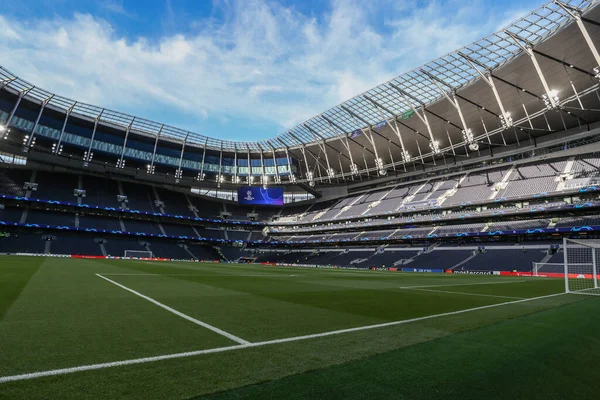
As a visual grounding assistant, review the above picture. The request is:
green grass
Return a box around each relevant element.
[0,256,598,399]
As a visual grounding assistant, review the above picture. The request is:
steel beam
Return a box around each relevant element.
[118,117,136,168]
[458,52,512,127]
[85,109,105,163]
[177,132,190,178]
[56,102,77,151]
[554,1,600,67]
[198,138,208,180]
[389,83,439,155]
[149,124,164,173]
[27,94,55,148]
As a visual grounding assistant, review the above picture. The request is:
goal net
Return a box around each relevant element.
[532,262,566,276]
[124,250,154,259]
[563,238,600,295]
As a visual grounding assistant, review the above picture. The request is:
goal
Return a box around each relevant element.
[563,238,600,295]
[532,262,566,276]
[123,250,154,259]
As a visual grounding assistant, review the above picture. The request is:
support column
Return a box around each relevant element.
[85,109,105,164]
[199,138,208,181]
[118,117,135,168]
[554,1,600,68]
[458,52,513,128]
[149,124,164,174]
[299,146,312,183]
[246,144,252,184]
[504,31,559,109]
[56,102,77,151]
[176,132,189,181]
[6,90,29,128]
[233,144,239,184]
[270,144,280,183]
[282,145,296,183]
[389,83,440,156]
[28,94,54,148]
[216,143,224,185]
[367,96,412,163]
[421,71,465,127]
[259,146,267,186]
[322,115,361,175]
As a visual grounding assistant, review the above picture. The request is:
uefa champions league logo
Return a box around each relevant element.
[244,190,254,201]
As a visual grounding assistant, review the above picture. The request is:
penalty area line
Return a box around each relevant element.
[398,287,525,300]
[398,280,528,289]
[0,292,565,384]
[95,274,249,345]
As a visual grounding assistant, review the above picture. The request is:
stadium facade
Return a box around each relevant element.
[1,0,600,274]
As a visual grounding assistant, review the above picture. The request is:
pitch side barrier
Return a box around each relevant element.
[0,254,589,279]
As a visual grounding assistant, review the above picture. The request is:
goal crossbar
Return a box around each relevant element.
[124,250,154,259]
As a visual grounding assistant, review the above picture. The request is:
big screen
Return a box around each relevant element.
[237,186,284,206]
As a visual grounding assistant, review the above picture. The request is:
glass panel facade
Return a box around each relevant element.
[4,112,296,176]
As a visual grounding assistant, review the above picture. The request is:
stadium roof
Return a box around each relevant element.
[2,0,600,186]
[0,0,595,150]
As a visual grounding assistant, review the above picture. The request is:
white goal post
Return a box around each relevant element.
[123,250,154,259]
[563,238,600,295]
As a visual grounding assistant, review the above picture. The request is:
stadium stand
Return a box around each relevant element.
[2,2,600,273]
[456,248,548,272]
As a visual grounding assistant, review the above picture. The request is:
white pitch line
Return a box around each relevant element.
[399,287,525,300]
[0,292,565,384]
[398,280,527,289]
[95,274,249,345]
[100,273,303,277]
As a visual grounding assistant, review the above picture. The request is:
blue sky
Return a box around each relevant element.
[0,0,547,141]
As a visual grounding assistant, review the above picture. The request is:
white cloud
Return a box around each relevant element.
[0,0,526,140]
[100,0,137,19]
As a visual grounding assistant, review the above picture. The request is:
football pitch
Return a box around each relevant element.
[1,256,599,399]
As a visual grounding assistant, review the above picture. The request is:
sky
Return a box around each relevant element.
[0,0,547,142]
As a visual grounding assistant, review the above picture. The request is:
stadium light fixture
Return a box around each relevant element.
[327,168,336,178]
[375,158,387,176]
[594,66,600,81]
[542,89,560,110]
[429,140,441,155]
[0,125,9,140]
[83,151,93,162]
[306,171,315,186]
[289,174,297,183]
[462,128,478,151]
[51,143,63,155]
[22,135,35,148]
[350,163,359,176]
[197,172,205,181]
[500,112,513,129]
[401,150,411,162]
[116,159,126,169]
[146,164,155,174]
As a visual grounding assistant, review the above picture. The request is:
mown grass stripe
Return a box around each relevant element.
[96,274,250,345]
[0,292,565,384]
